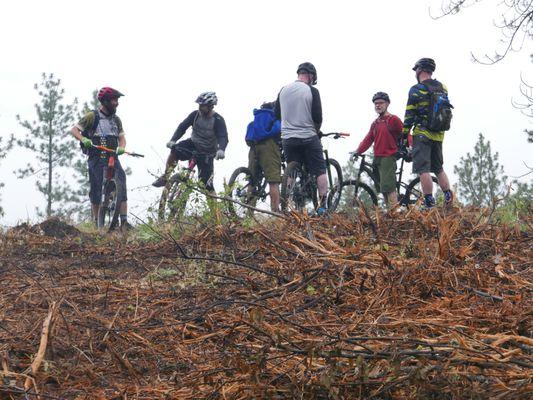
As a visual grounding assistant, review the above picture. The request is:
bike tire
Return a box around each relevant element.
[403,176,440,207]
[281,162,318,213]
[97,174,123,231]
[227,167,258,218]
[325,158,343,212]
[336,180,378,214]
[158,173,189,222]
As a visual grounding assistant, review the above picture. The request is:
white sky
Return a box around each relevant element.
[1,0,532,225]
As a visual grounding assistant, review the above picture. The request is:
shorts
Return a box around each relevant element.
[412,134,444,175]
[282,135,326,176]
[171,138,215,191]
[88,156,127,205]
[373,156,397,194]
[248,138,282,183]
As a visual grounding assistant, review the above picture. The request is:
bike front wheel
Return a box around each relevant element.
[98,176,123,231]
[336,180,378,216]
[227,167,258,218]
[325,158,343,212]
[281,162,318,213]
[158,174,191,222]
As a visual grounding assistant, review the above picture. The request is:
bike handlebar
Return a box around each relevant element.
[321,132,350,139]
[91,144,144,158]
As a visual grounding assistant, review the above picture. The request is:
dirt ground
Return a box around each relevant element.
[0,208,531,399]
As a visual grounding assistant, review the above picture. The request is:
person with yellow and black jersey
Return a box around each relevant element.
[402,58,453,208]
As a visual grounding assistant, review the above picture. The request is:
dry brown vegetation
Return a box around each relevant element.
[0,209,531,399]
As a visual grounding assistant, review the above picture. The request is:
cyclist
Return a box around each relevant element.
[152,92,228,193]
[70,87,131,230]
[274,62,328,215]
[245,101,282,212]
[402,58,453,208]
[351,92,406,209]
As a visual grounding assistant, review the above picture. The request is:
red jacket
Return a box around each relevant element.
[356,114,407,157]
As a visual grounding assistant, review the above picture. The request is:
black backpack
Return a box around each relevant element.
[424,81,453,132]
[79,110,100,155]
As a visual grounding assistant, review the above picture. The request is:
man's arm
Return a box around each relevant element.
[402,86,420,136]
[356,124,375,155]
[274,92,282,120]
[170,111,197,142]
[70,112,94,141]
[214,114,229,151]
[310,86,322,131]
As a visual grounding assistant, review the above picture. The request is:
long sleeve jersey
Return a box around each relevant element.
[356,114,403,157]
[170,110,229,152]
[402,78,448,142]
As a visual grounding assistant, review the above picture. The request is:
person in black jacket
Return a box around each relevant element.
[152,92,228,192]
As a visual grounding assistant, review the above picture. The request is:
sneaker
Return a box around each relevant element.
[152,176,167,187]
[444,190,454,205]
[316,206,327,216]
[120,221,134,232]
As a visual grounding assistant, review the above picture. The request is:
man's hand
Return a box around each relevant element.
[81,137,92,149]
[349,151,360,162]
[215,149,225,160]
[116,147,126,155]
[166,140,176,149]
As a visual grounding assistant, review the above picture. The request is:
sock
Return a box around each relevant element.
[444,190,453,203]
[120,215,127,225]
[424,194,435,208]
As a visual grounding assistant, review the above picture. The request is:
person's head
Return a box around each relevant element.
[195,91,218,116]
[97,87,124,114]
[412,58,436,83]
[260,101,276,110]
[296,62,317,85]
[372,92,390,116]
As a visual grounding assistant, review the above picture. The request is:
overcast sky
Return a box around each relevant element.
[1,0,532,225]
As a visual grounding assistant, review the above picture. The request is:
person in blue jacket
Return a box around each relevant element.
[245,101,282,212]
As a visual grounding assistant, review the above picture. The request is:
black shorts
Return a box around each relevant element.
[88,156,127,205]
[282,136,326,176]
[412,134,444,175]
[171,138,215,191]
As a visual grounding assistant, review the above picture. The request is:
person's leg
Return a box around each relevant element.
[258,139,282,212]
[88,157,104,226]
[116,160,129,228]
[153,139,193,187]
[269,183,280,212]
[304,136,327,209]
[412,135,435,207]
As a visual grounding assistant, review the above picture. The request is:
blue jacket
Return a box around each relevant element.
[245,108,281,145]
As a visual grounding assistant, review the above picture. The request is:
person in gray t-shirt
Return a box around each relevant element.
[274,62,328,214]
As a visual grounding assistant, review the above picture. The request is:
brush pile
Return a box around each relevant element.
[0,209,531,399]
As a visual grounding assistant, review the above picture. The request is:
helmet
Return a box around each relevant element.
[412,58,436,72]
[97,87,124,102]
[195,91,218,106]
[296,62,317,85]
[372,92,390,103]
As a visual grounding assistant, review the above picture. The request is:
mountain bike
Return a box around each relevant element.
[157,149,215,222]
[338,150,440,212]
[280,132,348,214]
[91,144,144,231]
[226,142,286,218]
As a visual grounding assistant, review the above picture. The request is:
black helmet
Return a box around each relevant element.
[412,58,436,72]
[372,92,390,103]
[297,62,317,85]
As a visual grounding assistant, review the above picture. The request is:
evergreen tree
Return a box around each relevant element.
[0,136,14,217]
[15,73,83,218]
[453,133,508,206]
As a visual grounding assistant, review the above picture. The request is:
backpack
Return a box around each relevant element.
[245,108,281,146]
[424,81,454,132]
[79,110,100,155]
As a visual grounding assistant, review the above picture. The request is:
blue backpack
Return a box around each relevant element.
[245,108,281,145]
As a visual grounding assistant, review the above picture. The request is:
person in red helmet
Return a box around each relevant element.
[70,87,131,230]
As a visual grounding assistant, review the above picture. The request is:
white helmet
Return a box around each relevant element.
[195,91,218,106]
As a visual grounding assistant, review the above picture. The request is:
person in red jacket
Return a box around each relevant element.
[351,92,406,208]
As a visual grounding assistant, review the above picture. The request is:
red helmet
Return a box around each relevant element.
[97,87,124,102]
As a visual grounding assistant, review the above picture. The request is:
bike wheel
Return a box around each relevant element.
[336,180,378,215]
[227,167,258,218]
[158,174,190,222]
[98,176,123,231]
[403,176,441,208]
[281,162,318,213]
[325,158,343,212]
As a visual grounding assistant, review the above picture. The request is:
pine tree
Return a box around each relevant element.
[0,136,14,217]
[15,73,83,218]
[453,133,508,206]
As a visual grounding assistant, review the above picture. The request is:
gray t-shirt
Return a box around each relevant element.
[276,81,322,140]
